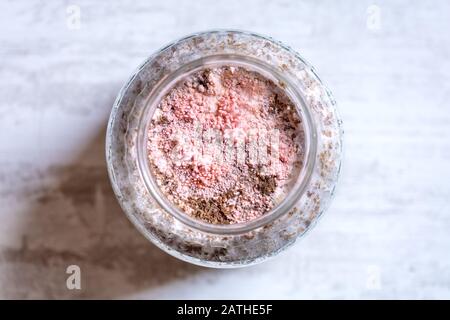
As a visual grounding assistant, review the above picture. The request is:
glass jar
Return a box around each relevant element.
[106,30,343,268]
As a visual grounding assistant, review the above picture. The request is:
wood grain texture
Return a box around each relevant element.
[0,0,449,299]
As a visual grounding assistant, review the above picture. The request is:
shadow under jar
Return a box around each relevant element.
[106,30,343,268]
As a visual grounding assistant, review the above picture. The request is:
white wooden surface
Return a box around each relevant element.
[0,0,449,299]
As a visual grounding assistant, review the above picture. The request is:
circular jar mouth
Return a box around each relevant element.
[137,53,317,235]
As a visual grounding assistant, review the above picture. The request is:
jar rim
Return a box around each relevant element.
[136,48,318,235]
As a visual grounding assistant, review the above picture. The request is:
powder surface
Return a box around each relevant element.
[147,66,305,224]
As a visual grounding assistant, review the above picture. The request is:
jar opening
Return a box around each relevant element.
[137,55,317,235]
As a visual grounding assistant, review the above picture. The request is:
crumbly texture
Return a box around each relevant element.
[147,66,304,224]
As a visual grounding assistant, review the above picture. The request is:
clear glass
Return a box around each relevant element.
[106,30,343,268]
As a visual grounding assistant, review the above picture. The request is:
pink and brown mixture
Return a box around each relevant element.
[147,66,305,224]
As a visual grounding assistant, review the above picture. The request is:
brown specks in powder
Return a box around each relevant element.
[147,66,305,225]
[319,150,332,177]
[254,173,277,196]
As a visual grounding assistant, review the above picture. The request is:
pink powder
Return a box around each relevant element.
[147,66,305,224]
